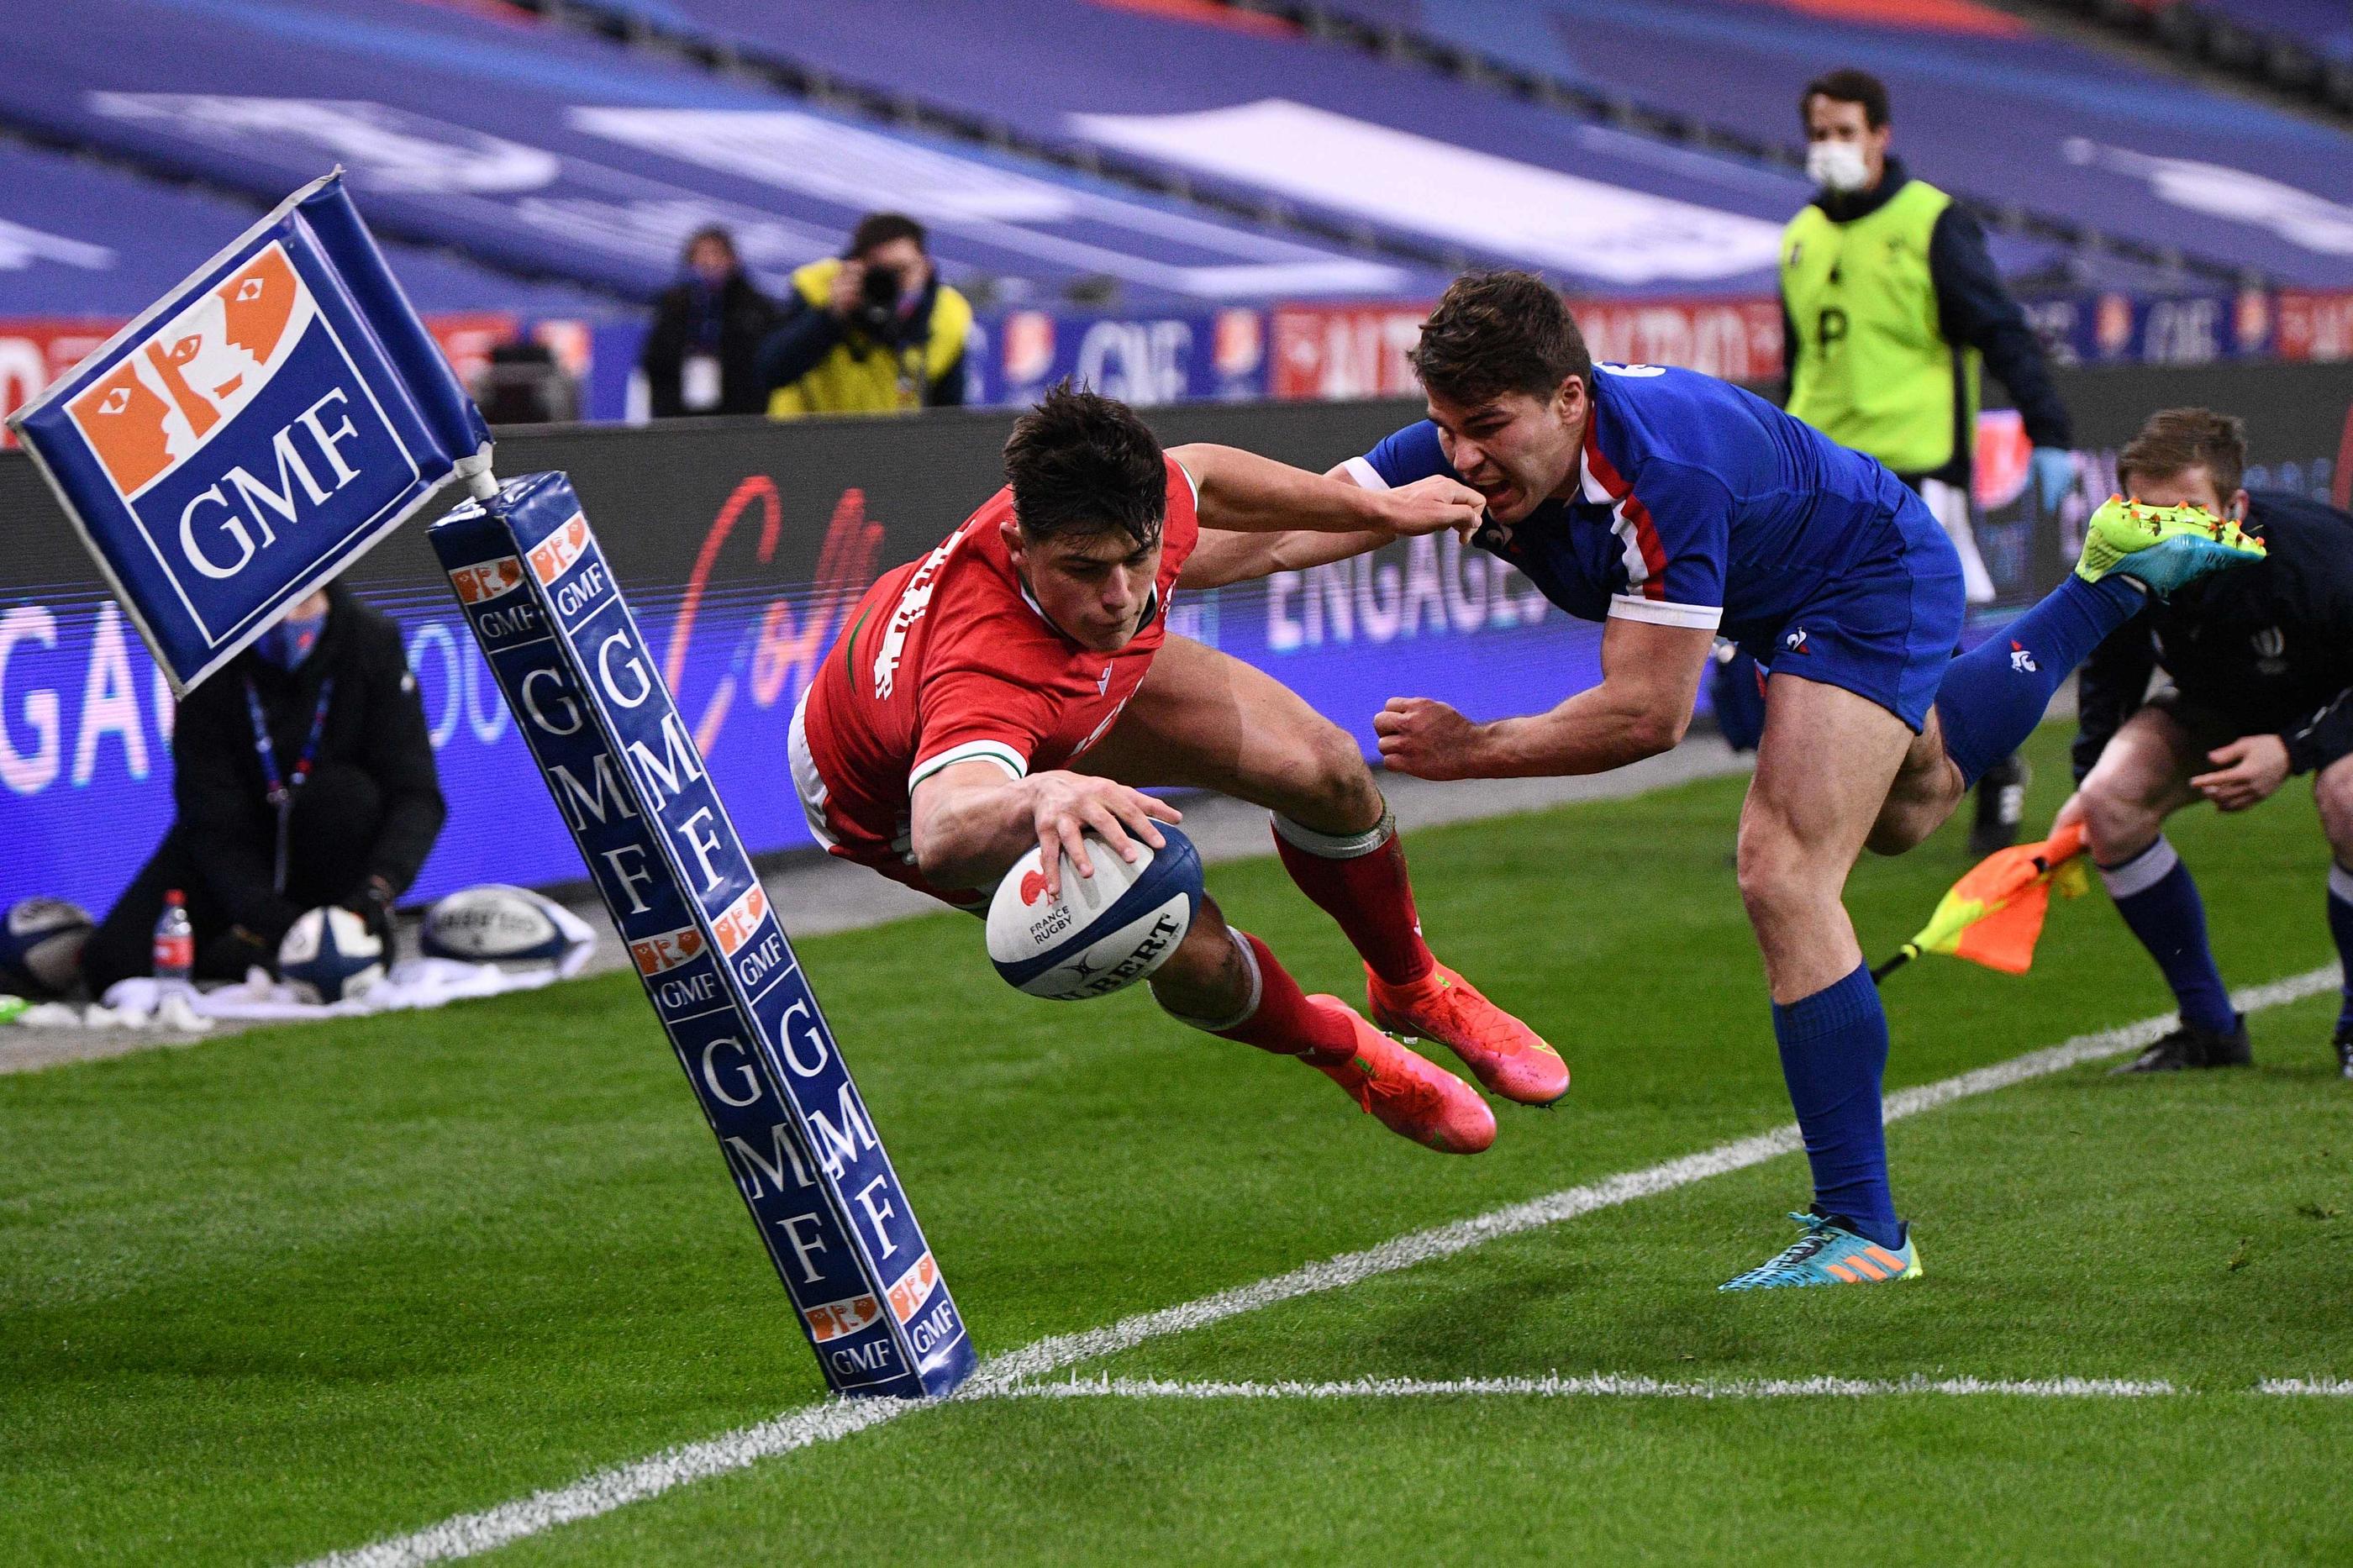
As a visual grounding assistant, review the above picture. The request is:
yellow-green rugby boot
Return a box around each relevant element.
[2075,495,2264,597]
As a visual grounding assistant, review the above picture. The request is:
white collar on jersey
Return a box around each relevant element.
[1017,576,1160,642]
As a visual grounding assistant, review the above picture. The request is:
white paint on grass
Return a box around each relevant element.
[306,964,2342,1568]
[2258,1379,2353,1396]
[1003,1373,2184,1401]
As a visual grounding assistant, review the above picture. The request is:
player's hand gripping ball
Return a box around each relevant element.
[987,825,1203,1000]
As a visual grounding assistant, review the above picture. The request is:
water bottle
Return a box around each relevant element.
[152,890,194,986]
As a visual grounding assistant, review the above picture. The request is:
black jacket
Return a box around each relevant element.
[170,582,446,939]
[1781,158,2071,487]
[755,271,967,408]
[639,272,781,418]
[2073,489,2353,781]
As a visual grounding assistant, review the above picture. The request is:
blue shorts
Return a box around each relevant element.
[1748,492,1966,732]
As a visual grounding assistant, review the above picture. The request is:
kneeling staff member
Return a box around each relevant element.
[2060,408,2353,1075]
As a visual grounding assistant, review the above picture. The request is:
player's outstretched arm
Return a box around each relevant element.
[1169,443,1482,539]
[1376,616,1716,780]
[1177,460,1465,588]
[910,760,1183,898]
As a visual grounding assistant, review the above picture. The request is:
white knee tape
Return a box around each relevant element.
[1271,806,1395,860]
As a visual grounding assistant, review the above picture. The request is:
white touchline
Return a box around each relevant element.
[1003,1374,2185,1400]
[2258,1380,2353,1396]
[307,964,2341,1568]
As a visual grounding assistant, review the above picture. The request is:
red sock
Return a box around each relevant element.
[1214,933,1356,1063]
[1272,814,1436,986]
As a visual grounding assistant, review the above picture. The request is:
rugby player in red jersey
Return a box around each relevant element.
[792,386,1567,1153]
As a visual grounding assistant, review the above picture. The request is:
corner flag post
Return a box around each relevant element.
[432,474,976,1400]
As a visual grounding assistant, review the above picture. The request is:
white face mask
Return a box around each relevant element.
[1807,139,1871,194]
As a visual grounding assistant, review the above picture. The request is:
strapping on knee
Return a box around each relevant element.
[1271,805,1395,860]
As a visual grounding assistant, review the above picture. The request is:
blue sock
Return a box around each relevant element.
[2329,862,2353,1036]
[2099,838,2235,1035]
[1935,575,2144,788]
[1771,962,1900,1249]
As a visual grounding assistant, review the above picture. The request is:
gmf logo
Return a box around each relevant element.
[66,244,312,501]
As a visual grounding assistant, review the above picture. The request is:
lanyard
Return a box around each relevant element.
[245,676,333,892]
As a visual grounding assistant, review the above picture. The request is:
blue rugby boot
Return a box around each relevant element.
[2075,496,2264,597]
[1719,1210,1922,1292]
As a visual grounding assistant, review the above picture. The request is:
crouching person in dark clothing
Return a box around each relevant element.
[81,582,445,996]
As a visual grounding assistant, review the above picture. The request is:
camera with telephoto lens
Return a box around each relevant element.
[850,262,905,339]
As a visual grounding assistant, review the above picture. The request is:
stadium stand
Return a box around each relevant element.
[521,0,1919,297]
[0,0,1431,312]
[1277,0,2353,286]
[0,135,615,317]
[2050,0,2353,114]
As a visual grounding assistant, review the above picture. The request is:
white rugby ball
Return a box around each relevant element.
[986,826,1203,1001]
[420,883,595,970]
[278,906,385,1005]
[0,897,94,999]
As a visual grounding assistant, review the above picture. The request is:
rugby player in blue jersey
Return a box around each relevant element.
[1243,272,2261,1288]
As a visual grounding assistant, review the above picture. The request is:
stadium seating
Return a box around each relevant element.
[0,0,1430,312]
[0,137,614,317]
[1304,0,2353,286]
[528,0,1850,297]
[2064,0,2353,113]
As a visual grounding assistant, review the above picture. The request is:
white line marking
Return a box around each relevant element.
[2258,1379,2353,1397]
[306,964,2341,1568]
[1003,1373,2183,1400]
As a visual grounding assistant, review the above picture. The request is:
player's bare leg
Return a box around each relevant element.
[1079,635,1566,1104]
[2077,707,2204,866]
[1724,672,1919,1272]
[1146,892,1495,1154]
[1866,708,1967,855]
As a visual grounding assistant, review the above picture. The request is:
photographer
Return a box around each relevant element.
[757,213,971,418]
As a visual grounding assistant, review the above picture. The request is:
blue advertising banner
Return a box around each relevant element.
[7,171,492,693]
[431,472,973,1399]
[972,308,1271,408]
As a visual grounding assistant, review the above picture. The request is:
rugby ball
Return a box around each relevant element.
[986,826,1203,1000]
[278,906,385,1005]
[0,897,94,999]
[420,883,594,970]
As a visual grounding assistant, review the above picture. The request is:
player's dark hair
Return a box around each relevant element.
[2119,407,2248,502]
[1409,270,1592,408]
[1802,68,1891,130]
[1004,381,1166,546]
[848,212,927,259]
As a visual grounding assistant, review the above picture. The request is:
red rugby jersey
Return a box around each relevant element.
[798,456,1198,866]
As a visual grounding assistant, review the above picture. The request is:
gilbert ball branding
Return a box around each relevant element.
[8,171,490,693]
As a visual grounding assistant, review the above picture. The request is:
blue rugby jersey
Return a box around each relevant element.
[1349,364,1923,650]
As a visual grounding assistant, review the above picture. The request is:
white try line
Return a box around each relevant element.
[308,964,2342,1568]
[1003,1373,2186,1401]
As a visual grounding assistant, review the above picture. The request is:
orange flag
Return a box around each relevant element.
[1871,820,2089,981]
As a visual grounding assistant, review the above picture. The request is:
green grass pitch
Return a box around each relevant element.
[3,726,2349,1565]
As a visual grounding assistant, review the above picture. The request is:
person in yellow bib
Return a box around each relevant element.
[1781,67,2074,854]
[758,212,972,418]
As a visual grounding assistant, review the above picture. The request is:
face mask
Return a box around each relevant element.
[255,608,325,671]
[1807,139,1871,194]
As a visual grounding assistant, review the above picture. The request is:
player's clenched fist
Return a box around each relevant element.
[1026,771,1183,897]
[1375,475,1487,539]
[1375,697,1484,781]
